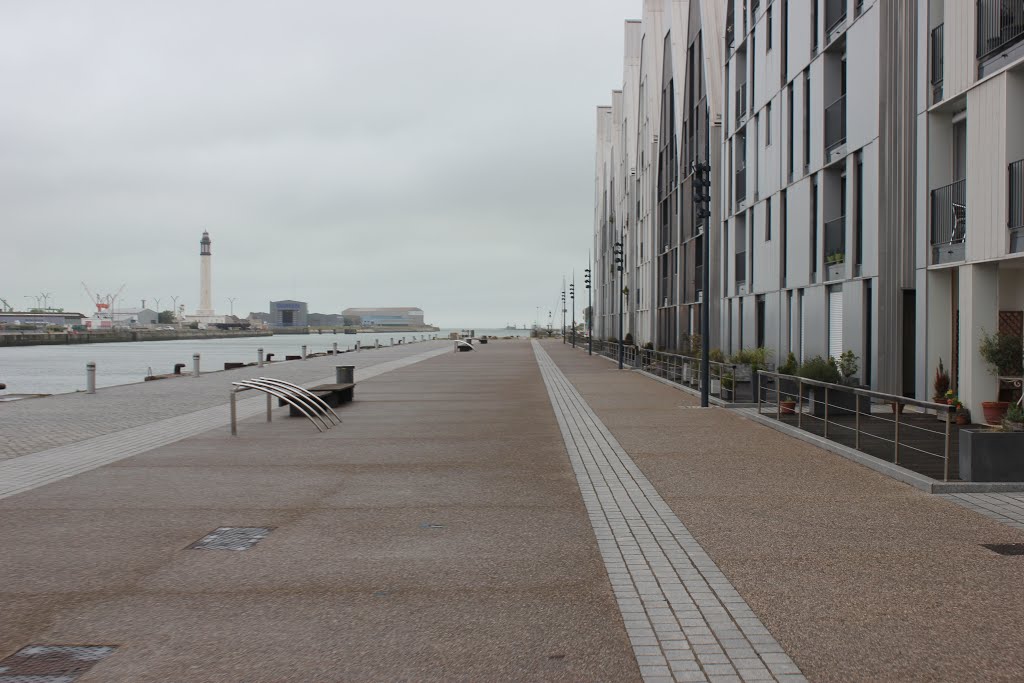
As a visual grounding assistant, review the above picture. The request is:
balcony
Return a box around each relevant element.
[736,84,748,126]
[735,164,747,208]
[931,179,966,264]
[977,0,1024,63]
[1011,159,1024,252]
[694,264,704,301]
[824,95,847,158]
[735,251,747,288]
[825,0,847,34]
[931,24,944,103]
[823,216,846,281]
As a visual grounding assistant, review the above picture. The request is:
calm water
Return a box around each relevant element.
[0,328,531,395]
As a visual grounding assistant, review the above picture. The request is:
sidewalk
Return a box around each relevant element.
[543,340,1024,682]
[0,340,638,682]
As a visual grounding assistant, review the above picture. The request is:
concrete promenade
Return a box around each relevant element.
[1,338,1023,681]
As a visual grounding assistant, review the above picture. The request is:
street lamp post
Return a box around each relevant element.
[227,297,237,316]
[561,287,566,344]
[693,109,713,408]
[613,241,624,369]
[569,279,576,348]
[584,266,592,356]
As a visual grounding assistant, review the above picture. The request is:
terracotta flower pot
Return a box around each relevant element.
[982,401,1010,426]
[780,400,796,415]
[956,413,970,426]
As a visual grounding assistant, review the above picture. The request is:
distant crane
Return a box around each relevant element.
[81,282,127,316]
[0,297,13,312]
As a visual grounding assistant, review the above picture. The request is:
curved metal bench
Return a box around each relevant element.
[229,377,340,436]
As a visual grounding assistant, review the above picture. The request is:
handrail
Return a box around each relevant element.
[257,376,342,425]
[758,370,955,412]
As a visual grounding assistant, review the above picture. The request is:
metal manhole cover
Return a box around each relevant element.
[982,543,1024,556]
[0,645,117,682]
[189,527,274,551]
[419,522,446,529]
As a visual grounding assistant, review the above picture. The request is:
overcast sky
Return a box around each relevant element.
[1,1,636,328]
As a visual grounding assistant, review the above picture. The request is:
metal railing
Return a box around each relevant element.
[825,0,847,32]
[757,370,957,481]
[824,95,846,152]
[1011,159,1024,229]
[931,24,944,102]
[977,0,1024,60]
[588,341,744,402]
[735,251,747,286]
[931,178,966,256]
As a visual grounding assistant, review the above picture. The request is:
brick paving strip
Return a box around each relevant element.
[533,341,803,683]
[941,492,1024,529]
[0,344,451,500]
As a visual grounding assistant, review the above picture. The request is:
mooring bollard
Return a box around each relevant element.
[86,362,96,394]
[301,345,307,359]
[192,353,200,377]
[335,365,355,384]
[390,337,394,346]
[258,348,264,367]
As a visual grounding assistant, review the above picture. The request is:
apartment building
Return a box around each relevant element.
[593,0,1024,419]
[594,0,725,353]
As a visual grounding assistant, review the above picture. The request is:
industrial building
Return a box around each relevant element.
[270,300,308,327]
[341,307,427,328]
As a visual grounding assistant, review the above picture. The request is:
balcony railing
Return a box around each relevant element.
[735,251,747,285]
[931,24,944,102]
[824,216,846,280]
[824,95,846,153]
[825,0,847,32]
[694,264,704,300]
[1011,159,1024,251]
[931,178,967,263]
[735,165,747,205]
[977,0,1024,60]
[736,84,747,126]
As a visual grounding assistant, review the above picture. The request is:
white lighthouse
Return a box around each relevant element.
[195,230,215,316]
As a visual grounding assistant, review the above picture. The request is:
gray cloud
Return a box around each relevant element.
[1,0,635,327]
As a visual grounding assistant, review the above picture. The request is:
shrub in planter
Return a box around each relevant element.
[797,356,844,418]
[775,352,800,406]
[624,333,635,347]
[933,359,951,403]
[979,331,1023,424]
[1004,402,1024,432]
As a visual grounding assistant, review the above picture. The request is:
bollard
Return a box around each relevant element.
[258,348,264,367]
[86,362,96,394]
[390,337,394,346]
[333,342,338,355]
[266,353,275,363]
[173,363,185,375]
[301,345,307,360]
[192,353,200,377]
[335,365,355,384]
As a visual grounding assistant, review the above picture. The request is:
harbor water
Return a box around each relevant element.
[0,329,531,396]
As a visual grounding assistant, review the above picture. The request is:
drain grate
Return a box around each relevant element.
[419,522,446,529]
[982,543,1024,556]
[189,527,274,551]
[0,645,117,682]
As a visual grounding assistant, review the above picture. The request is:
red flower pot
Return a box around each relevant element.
[982,401,1010,426]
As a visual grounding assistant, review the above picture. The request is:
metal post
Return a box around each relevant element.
[391,337,394,346]
[192,353,200,377]
[258,348,264,367]
[894,405,901,465]
[943,406,952,481]
[301,345,307,359]
[86,362,96,394]
[336,365,355,384]
[333,342,338,355]
[266,393,272,422]
[699,106,711,408]
[824,385,829,439]
[797,379,803,430]
[230,390,238,436]
[775,374,781,420]
[855,394,861,450]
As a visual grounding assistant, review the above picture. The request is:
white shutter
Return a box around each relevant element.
[828,288,843,360]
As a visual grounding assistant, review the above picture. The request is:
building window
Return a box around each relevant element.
[855,152,863,268]
[803,69,811,171]
[787,84,795,178]
[766,101,772,145]
[811,174,819,277]
[781,188,788,282]
[765,199,772,241]
[767,7,773,50]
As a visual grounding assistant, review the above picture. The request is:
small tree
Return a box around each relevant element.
[158,310,176,324]
[933,358,950,402]
[979,331,1024,377]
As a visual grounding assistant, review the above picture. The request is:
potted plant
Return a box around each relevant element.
[707,349,725,394]
[1005,401,1024,432]
[730,347,772,401]
[933,359,951,420]
[826,251,845,281]
[941,390,969,425]
[796,355,842,418]
[721,372,735,401]
[979,331,1024,425]
[777,352,800,414]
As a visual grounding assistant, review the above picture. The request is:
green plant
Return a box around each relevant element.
[709,348,725,364]
[643,341,654,350]
[778,352,799,376]
[730,347,772,371]
[835,350,859,384]
[979,331,1024,377]
[1004,401,1024,423]
[624,333,635,346]
[796,355,842,384]
[722,372,735,391]
[933,358,950,402]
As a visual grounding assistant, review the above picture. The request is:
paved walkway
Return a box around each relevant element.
[2,338,1024,682]
[0,340,447,460]
[940,492,1024,529]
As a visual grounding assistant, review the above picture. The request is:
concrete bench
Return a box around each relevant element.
[279,382,355,415]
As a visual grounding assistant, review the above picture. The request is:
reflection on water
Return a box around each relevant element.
[0,329,530,395]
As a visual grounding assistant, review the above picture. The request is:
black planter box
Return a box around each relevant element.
[809,385,862,418]
[959,429,1024,482]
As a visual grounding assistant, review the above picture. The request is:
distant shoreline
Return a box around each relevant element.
[0,329,273,348]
